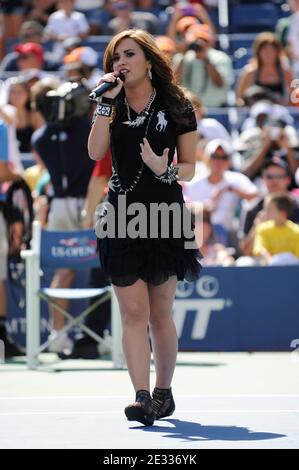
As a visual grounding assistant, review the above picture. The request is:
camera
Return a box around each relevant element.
[268,126,281,141]
[188,40,204,53]
[265,118,284,142]
[43,81,91,126]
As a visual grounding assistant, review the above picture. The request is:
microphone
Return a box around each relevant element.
[89,72,125,101]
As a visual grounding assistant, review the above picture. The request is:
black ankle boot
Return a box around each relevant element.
[152,387,175,419]
[124,389,155,426]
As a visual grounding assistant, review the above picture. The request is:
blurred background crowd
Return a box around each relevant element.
[1,0,299,358]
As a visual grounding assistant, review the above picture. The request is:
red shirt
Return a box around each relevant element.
[92,149,112,178]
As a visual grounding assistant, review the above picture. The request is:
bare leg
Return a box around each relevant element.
[148,276,178,389]
[50,269,76,330]
[113,279,151,393]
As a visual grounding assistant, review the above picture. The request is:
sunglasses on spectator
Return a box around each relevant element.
[210,154,229,161]
[263,173,288,180]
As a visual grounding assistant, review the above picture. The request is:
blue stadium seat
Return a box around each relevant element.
[229,3,280,33]
[206,108,231,133]
[229,33,257,71]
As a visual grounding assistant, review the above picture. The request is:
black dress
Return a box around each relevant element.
[96,92,202,286]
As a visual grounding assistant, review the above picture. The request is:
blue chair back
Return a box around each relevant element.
[40,228,100,269]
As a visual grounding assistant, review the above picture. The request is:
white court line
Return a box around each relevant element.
[0,410,298,417]
[0,394,298,400]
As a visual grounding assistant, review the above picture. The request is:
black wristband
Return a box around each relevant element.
[101,96,115,105]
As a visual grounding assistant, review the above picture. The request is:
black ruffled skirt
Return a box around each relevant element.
[97,235,202,287]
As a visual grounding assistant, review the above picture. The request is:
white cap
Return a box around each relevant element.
[271,104,294,126]
[205,138,233,158]
[250,100,273,119]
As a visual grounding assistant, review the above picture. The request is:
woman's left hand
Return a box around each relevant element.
[140,138,169,176]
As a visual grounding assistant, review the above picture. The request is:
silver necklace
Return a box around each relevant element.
[123,88,156,127]
[109,107,155,194]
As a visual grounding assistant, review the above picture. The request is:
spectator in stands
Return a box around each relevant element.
[238,104,299,184]
[183,139,258,233]
[0,119,24,358]
[106,0,158,35]
[194,208,235,266]
[236,32,293,107]
[287,0,299,77]
[0,80,24,177]
[167,15,199,54]
[26,0,56,27]
[253,193,299,265]
[183,90,231,181]
[276,0,299,50]
[31,79,94,353]
[62,46,101,89]
[14,42,46,73]
[240,100,274,133]
[239,157,299,257]
[186,91,231,143]
[135,0,160,14]
[242,85,277,108]
[155,35,176,65]
[74,0,108,35]
[62,35,82,54]
[4,77,34,153]
[167,2,215,49]
[44,0,90,61]
[0,21,60,73]
[177,24,233,107]
[0,0,26,39]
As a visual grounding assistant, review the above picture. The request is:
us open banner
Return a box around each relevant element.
[6,266,299,351]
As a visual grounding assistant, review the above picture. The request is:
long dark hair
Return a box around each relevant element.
[252,32,284,69]
[103,29,192,127]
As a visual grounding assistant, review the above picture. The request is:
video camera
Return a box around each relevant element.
[43,81,91,126]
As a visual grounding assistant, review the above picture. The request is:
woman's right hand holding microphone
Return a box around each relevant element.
[96,71,124,100]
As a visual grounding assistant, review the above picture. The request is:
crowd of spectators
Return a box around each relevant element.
[1,0,299,357]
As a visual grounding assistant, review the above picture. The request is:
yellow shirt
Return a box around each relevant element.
[253,220,299,257]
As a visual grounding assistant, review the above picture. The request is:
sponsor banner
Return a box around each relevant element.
[6,266,299,351]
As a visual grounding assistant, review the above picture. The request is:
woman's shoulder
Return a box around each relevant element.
[241,63,257,76]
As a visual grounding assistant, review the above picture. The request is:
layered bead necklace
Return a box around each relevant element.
[123,88,156,127]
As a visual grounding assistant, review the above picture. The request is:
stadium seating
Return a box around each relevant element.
[229,2,280,33]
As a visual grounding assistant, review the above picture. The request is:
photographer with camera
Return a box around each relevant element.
[240,104,299,185]
[177,24,233,107]
[31,79,94,353]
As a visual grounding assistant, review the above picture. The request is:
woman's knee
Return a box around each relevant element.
[149,308,173,330]
[121,302,149,328]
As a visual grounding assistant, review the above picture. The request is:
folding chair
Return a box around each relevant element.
[21,221,124,369]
